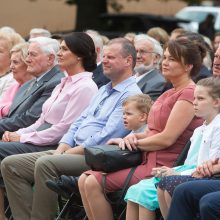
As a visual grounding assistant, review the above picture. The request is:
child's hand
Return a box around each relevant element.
[161,168,179,177]
[106,138,123,145]
[151,166,178,177]
[151,167,162,177]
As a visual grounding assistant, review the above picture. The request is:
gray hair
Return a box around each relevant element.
[134,34,163,68]
[29,28,51,38]
[29,37,59,64]
[0,26,16,34]
[86,30,103,61]
[134,34,163,57]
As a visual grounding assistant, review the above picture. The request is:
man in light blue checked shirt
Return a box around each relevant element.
[2,38,142,220]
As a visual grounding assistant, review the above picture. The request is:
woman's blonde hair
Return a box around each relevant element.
[10,42,29,64]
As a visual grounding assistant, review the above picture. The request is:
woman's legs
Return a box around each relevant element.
[78,174,94,220]
[83,175,114,220]
[157,187,170,219]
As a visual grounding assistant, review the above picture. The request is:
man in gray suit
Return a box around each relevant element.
[0,37,64,137]
[134,34,165,101]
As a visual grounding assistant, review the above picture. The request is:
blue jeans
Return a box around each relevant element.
[166,179,220,220]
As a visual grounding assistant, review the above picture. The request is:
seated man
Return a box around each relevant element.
[2,38,142,220]
[0,37,64,137]
[134,34,165,101]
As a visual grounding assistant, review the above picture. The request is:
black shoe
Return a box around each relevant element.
[45,175,79,199]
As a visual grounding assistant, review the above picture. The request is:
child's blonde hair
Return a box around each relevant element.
[197,77,220,100]
[122,94,152,114]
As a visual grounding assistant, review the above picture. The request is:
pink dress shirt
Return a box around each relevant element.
[0,82,20,118]
[16,72,98,146]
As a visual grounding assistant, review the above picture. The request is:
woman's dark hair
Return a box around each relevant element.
[164,38,206,77]
[63,32,97,72]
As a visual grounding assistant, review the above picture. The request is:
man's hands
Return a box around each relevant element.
[54,144,84,155]
[53,143,71,155]
[2,131,20,142]
[65,146,84,155]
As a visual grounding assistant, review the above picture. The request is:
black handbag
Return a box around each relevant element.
[84,145,142,173]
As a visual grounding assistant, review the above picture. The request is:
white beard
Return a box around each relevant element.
[134,63,154,76]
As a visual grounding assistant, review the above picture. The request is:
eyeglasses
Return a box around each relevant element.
[214,55,220,60]
[136,49,155,56]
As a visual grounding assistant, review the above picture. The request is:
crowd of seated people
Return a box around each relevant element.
[0,24,219,220]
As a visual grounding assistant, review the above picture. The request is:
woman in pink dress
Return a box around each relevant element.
[78,38,206,220]
[0,42,33,118]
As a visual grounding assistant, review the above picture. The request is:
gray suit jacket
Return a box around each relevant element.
[137,69,165,101]
[0,65,64,137]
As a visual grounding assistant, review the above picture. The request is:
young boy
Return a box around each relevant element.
[107,94,152,145]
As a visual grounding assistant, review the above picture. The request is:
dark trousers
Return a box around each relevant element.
[0,141,57,186]
[167,179,220,220]
[0,141,57,161]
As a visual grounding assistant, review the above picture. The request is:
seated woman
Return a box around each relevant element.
[0,42,33,118]
[78,38,205,220]
[124,76,220,220]
[0,32,98,220]
[0,31,25,100]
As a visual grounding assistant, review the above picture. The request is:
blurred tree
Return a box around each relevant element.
[65,0,139,31]
[29,0,215,31]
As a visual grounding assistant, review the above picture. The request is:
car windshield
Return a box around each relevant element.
[176,10,217,23]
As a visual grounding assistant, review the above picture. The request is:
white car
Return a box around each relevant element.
[175,6,220,32]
